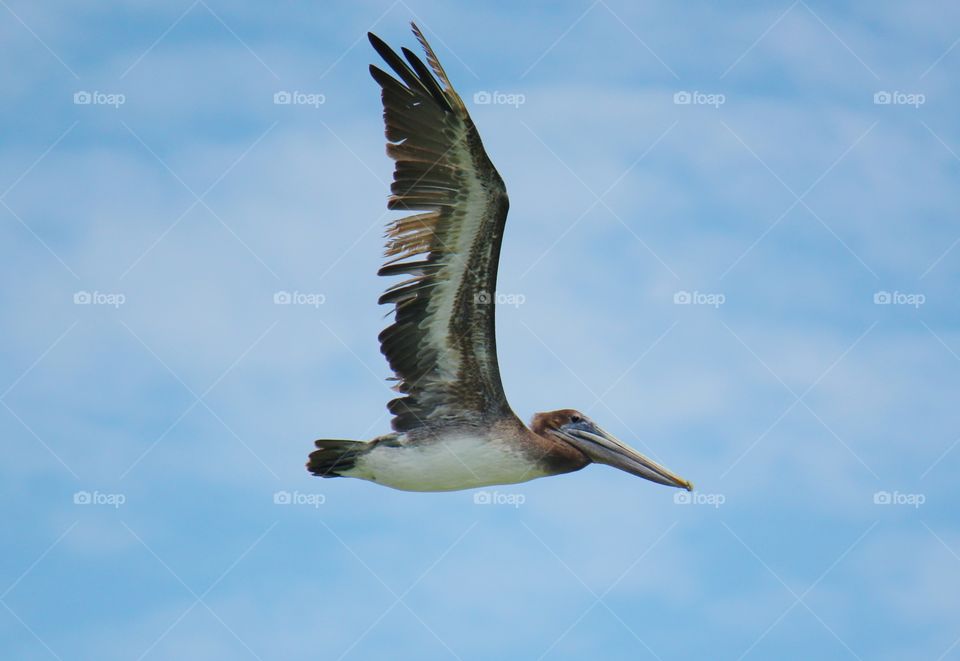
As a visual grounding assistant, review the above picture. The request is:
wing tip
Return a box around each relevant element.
[367,31,386,50]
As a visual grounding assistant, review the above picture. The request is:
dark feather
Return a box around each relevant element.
[368,24,514,433]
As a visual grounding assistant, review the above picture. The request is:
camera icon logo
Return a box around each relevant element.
[273,490,292,504]
[473,490,491,504]
[74,290,92,304]
[873,291,891,305]
[74,91,92,105]
[673,91,692,105]
[873,490,891,505]
[274,290,292,305]
[673,491,692,504]
[474,291,492,304]
[73,490,92,504]
[274,91,292,105]
[873,91,892,105]
[473,91,491,105]
[673,290,692,304]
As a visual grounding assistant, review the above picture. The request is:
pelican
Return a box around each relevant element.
[307,24,692,493]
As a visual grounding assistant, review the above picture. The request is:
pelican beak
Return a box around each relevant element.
[564,424,693,491]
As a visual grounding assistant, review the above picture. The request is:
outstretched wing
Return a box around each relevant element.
[369,24,512,433]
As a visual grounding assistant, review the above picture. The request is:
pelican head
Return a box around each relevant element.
[533,409,693,490]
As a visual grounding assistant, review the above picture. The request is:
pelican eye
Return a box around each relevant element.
[570,415,583,424]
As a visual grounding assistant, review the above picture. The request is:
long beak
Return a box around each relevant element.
[566,427,693,491]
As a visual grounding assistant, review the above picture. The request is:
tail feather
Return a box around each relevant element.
[307,439,369,477]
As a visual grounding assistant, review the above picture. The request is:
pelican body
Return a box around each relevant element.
[306,24,692,493]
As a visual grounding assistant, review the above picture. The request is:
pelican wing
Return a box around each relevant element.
[369,25,512,432]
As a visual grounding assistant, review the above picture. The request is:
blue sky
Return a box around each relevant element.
[2,1,959,659]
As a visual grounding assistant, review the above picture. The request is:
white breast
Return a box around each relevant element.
[344,435,548,492]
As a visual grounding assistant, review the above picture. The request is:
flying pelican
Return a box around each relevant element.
[307,24,692,493]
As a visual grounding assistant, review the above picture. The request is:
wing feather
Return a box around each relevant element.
[368,24,513,432]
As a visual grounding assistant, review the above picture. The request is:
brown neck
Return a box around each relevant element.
[524,425,590,476]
